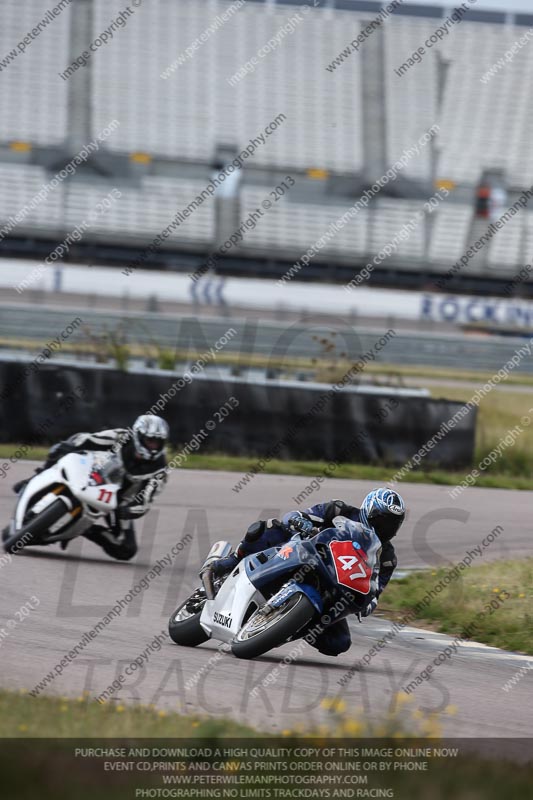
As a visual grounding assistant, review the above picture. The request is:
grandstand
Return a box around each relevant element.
[0,0,71,146]
[0,0,531,291]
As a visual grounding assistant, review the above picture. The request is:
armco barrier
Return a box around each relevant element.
[0,360,476,468]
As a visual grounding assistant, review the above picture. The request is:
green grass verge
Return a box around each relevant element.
[3,445,533,491]
[0,690,255,738]
[383,558,533,655]
[430,385,533,480]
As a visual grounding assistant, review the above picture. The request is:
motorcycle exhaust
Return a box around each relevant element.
[200,540,233,600]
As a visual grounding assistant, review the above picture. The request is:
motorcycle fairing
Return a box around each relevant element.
[267,581,323,614]
[13,452,120,542]
[199,558,267,643]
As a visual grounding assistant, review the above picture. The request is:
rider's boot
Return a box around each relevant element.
[84,524,138,561]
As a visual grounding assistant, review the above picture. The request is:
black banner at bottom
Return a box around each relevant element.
[1,738,532,800]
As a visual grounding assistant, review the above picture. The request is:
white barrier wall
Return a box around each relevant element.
[2,259,533,328]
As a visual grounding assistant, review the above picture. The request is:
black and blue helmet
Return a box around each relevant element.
[360,488,405,541]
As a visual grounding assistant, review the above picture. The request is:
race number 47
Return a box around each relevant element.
[337,554,367,581]
[329,540,372,593]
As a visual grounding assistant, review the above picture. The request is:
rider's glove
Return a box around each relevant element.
[361,597,378,618]
[286,513,313,536]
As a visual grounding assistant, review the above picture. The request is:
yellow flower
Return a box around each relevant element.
[492,588,500,593]
[424,720,442,738]
[60,705,68,712]
[18,724,28,732]
[281,729,291,737]
[158,710,167,718]
[292,723,306,734]
[395,692,412,706]
[192,721,200,728]
[342,720,363,736]
[519,593,526,598]
[320,697,346,714]
[116,705,125,713]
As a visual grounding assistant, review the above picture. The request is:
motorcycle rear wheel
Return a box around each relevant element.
[168,591,209,647]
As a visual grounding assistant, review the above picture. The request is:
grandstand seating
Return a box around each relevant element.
[382,17,533,190]
[383,18,437,183]
[239,188,369,256]
[65,176,215,244]
[91,2,533,190]
[0,162,520,277]
[0,164,215,245]
[92,0,218,163]
[0,164,65,232]
[369,200,425,261]
[92,0,364,173]
[437,23,533,189]
[428,203,473,265]
[0,0,70,147]
[487,210,526,272]
[1,0,532,280]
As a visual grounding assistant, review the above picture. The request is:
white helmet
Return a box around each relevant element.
[132,415,169,461]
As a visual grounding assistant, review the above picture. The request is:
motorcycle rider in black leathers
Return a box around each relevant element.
[206,488,406,656]
[9,414,169,561]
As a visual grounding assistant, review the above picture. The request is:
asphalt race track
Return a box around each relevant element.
[1,462,532,740]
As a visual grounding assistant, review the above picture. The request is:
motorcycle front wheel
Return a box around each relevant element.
[3,499,71,555]
[231,593,315,660]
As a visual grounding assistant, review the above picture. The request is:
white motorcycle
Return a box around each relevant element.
[3,451,124,555]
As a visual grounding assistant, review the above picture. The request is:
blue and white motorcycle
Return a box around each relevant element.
[168,517,382,660]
